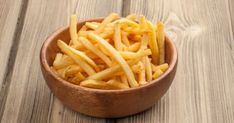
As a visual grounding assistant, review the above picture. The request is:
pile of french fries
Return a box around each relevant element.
[52,13,169,90]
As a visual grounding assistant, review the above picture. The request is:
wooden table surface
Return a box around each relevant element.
[0,0,234,123]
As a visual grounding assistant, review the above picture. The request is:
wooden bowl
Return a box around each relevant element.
[40,18,178,118]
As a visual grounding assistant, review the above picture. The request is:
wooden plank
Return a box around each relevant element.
[0,0,23,90]
[117,0,234,123]
[0,0,122,123]
[0,0,25,120]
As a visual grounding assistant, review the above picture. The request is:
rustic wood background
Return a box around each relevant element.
[0,0,233,123]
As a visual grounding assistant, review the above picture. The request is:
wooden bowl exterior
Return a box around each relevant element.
[40,18,178,118]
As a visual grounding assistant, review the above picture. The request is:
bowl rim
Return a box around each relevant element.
[40,18,178,94]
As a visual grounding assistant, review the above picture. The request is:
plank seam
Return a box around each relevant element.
[0,0,29,121]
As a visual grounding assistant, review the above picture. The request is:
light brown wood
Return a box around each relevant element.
[0,0,234,122]
[0,0,22,89]
[117,0,234,123]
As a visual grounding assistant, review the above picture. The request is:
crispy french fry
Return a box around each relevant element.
[87,58,140,81]
[69,15,80,46]
[85,22,99,30]
[96,13,119,33]
[114,22,123,51]
[79,25,88,31]
[88,32,139,87]
[139,15,147,30]
[120,75,129,87]
[138,61,147,85]
[112,18,139,27]
[121,31,130,46]
[78,37,112,67]
[127,42,141,52]
[57,40,96,75]
[53,54,75,69]
[147,21,159,65]
[80,79,109,89]
[144,56,152,81]
[152,63,169,72]
[156,21,165,64]
[107,79,129,89]
[126,14,136,21]
[152,69,163,79]
[119,49,151,59]
[140,34,149,50]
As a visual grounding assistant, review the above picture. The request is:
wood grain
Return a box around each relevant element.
[117,0,234,123]
[0,0,234,122]
[0,0,121,123]
[0,0,23,90]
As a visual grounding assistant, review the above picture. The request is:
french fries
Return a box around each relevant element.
[52,13,169,90]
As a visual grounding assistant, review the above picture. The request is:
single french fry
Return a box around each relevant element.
[78,37,112,67]
[88,32,139,87]
[53,54,75,69]
[69,15,80,46]
[120,75,129,87]
[119,49,152,59]
[121,31,130,46]
[139,15,147,31]
[79,25,88,31]
[107,79,129,89]
[80,79,109,89]
[87,58,140,81]
[152,69,163,79]
[156,21,165,64]
[114,22,123,51]
[152,63,169,72]
[127,42,141,52]
[138,61,147,85]
[147,21,159,65]
[65,64,83,75]
[57,40,96,75]
[126,14,136,21]
[140,34,149,50]
[144,56,152,81]
[96,13,119,33]
[112,18,139,27]
[61,43,99,71]
[85,22,99,30]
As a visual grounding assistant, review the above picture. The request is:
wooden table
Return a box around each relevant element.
[0,0,234,122]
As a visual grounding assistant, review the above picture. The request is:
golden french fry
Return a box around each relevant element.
[140,34,149,50]
[65,64,83,75]
[120,75,129,87]
[126,14,136,21]
[57,40,96,75]
[152,63,169,72]
[152,69,163,79]
[112,18,139,27]
[69,15,80,46]
[78,37,112,67]
[144,56,152,81]
[121,31,130,46]
[96,13,119,33]
[138,61,147,85]
[119,49,151,59]
[53,54,75,69]
[80,79,109,89]
[88,32,139,87]
[156,21,165,64]
[107,79,129,89]
[147,21,159,65]
[85,22,99,30]
[79,25,88,31]
[127,42,141,52]
[139,15,147,30]
[61,42,99,71]
[114,22,123,51]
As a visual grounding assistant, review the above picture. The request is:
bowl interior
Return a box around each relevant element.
[43,18,176,84]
